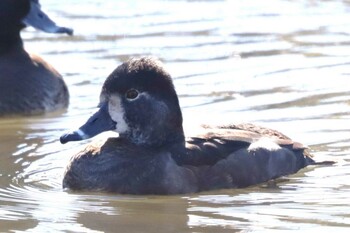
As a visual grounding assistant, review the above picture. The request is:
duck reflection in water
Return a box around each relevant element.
[60,57,331,195]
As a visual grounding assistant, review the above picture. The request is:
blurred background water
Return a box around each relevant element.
[0,0,350,232]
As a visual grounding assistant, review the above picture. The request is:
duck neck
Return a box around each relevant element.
[122,124,186,149]
[0,24,24,54]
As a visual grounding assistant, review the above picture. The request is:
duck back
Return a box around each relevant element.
[0,50,69,115]
[0,0,71,116]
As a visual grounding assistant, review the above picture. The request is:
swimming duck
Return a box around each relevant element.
[0,0,73,116]
[60,57,317,194]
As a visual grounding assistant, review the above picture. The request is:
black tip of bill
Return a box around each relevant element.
[55,26,74,36]
[60,130,87,144]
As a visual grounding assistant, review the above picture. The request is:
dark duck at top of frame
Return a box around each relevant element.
[0,0,73,116]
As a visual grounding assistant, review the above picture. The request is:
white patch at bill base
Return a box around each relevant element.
[108,94,129,133]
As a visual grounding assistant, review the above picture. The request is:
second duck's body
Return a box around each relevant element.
[0,0,72,116]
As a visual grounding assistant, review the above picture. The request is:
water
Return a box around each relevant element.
[1,0,350,232]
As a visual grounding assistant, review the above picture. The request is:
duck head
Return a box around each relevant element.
[60,57,185,147]
[0,0,72,37]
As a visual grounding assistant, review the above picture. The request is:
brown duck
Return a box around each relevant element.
[60,57,329,195]
[0,0,72,116]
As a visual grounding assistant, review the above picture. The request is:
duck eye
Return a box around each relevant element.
[125,89,139,100]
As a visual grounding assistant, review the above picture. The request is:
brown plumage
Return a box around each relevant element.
[61,57,319,195]
[0,0,72,116]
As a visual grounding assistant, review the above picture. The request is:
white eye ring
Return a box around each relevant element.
[125,89,139,100]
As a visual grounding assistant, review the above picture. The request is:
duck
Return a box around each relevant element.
[0,0,73,116]
[60,57,321,195]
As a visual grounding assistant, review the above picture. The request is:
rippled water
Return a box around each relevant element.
[1,0,350,232]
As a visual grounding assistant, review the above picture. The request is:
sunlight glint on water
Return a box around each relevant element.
[1,0,350,232]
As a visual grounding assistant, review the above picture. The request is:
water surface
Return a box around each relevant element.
[1,0,350,232]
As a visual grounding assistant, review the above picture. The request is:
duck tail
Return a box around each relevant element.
[311,160,336,166]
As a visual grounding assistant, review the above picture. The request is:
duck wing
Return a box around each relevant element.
[201,123,308,150]
[172,123,310,166]
[170,123,314,190]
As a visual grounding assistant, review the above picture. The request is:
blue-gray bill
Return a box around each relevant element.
[23,0,73,35]
[60,103,116,144]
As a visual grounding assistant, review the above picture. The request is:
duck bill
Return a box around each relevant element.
[60,103,116,144]
[23,0,73,35]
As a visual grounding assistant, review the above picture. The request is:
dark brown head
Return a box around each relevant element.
[0,0,72,49]
[61,57,185,148]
